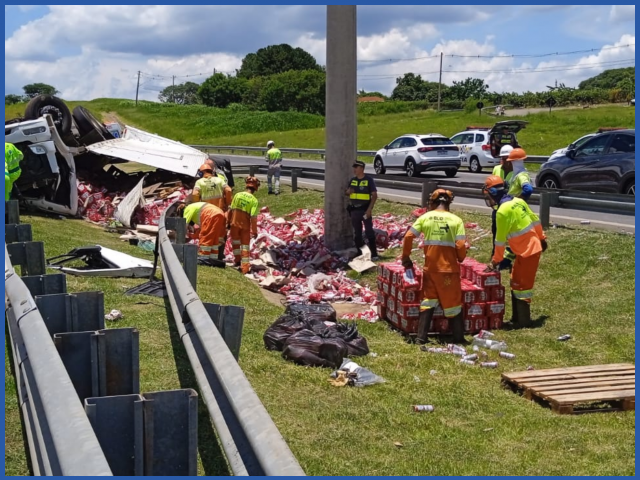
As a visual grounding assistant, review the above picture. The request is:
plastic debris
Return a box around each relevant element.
[329,359,385,387]
[105,309,124,322]
[412,405,435,413]
[558,334,572,341]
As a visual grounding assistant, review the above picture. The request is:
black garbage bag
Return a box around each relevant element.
[281,329,349,369]
[328,322,370,357]
[285,303,337,323]
[345,335,370,357]
[263,314,310,351]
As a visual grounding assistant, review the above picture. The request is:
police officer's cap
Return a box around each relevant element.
[352,160,366,169]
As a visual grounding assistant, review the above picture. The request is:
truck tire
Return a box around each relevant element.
[24,95,72,137]
[73,106,114,143]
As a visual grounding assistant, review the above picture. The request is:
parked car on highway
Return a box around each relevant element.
[536,129,635,195]
[548,128,630,162]
[449,120,528,173]
[373,134,461,177]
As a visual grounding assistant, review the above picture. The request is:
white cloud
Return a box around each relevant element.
[610,5,635,22]
[17,5,38,12]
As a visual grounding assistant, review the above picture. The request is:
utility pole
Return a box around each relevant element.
[325,5,357,251]
[437,52,443,112]
[135,71,141,106]
[172,75,176,103]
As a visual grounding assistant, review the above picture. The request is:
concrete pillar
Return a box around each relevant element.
[324,5,357,251]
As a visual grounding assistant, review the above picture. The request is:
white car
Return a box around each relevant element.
[373,134,461,178]
[450,120,528,173]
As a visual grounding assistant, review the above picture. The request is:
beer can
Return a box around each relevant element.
[480,362,498,369]
[558,334,572,341]
[463,354,478,361]
[412,405,435,412]
[460,359,475,366]
[499,352,516,360]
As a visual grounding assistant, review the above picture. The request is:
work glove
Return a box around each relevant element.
[401,257,414,270]
[498,258,512,271]
[484,262,498,273]
[541,239,548,252]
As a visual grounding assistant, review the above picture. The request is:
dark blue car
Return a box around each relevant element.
[536,130,635,195]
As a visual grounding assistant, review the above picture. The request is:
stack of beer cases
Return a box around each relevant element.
[376,258,505,335]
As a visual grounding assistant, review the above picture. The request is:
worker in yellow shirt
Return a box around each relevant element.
[401,189,467,344]
[492,145,513,180]
[5,142,23,201]
[504,148,533,201]
[228,177,260,273]
[176,201,227,266]
[483,176,547,327]
[193,164,232,211]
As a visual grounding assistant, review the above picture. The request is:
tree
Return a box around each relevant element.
[5,94,23,105]
[390,73,442,102]
[22,83,59,98]
[158,81,201,104]
[198,73,248,108]
[358,90,386,99]
[447,77,489,101]
[578,67,635,90]
[252,69,325,115]
[237,44,322,79]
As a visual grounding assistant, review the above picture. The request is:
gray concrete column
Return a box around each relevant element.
[324,5,357,251]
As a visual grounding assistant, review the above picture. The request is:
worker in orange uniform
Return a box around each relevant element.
[176,201,227,266]
[193,164,233,211]
[401,189,467,344]
[483,175,548,327]
[228,176,260,273]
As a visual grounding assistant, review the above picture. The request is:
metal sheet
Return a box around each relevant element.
[35,291,105,336]
[86,126,207,177]
[5,224,32,243]
[49,245,154,278]
[22,273,67,296]
[114,175,146,228]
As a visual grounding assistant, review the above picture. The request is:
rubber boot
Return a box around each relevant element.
[515,299,532,328]
[415,309,434,345]
[510,291,520,326]
[449,312,465,344]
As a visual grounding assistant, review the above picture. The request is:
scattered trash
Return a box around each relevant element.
[429,370,438,376]
[463,354,478,361]
[340,308,379,323]
[460,359,476,366]
[526,365,535,371]
[348,245,377,273]
[480,362,499,369]
[329,359,385,387]
[393,442,404,448]
[472,345,480,352]
[412,405,435,413]
[558,334,572,342]
[413,375,421,383]
[47,245,154,278]
[483,428,494,432]
[105,309,123,322]
[369,352,379,358]
[475,330,495,340]
[580,220,591,225]
[499,352,516,360]
[598,256,610,261]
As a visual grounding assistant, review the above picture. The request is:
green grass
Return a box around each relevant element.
[5,181,635,476]
[5,100,634,158]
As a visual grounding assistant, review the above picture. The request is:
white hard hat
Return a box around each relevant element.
[267,140,275,147]
[499,145,514,158]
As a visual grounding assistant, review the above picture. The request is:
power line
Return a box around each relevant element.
[355,43,634,64]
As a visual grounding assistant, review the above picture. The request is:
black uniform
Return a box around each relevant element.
[348,175,378,257]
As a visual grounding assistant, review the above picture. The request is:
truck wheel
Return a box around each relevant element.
[24,95,72,137]
[73,106,114,143]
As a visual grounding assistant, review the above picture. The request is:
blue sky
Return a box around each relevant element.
[4,5,635,101]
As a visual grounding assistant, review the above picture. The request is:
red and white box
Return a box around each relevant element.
[433,318,451,334]
[386,297,395,314]
[382,282,390,295]
[390,284,397,299]
[489,286,506,302]
[390,311,400,327]
[465,303,486,317]
[475,270,501,288]
[465,316,487,334]
[395,270,422,290]
[377,304,387,321]
[486,302,505,316]
[477,289,489,302]
[385,264,404,284]
[396,302,420,319]
[397,289,419,303]
[398,316,418,334]
[488,315,504,330]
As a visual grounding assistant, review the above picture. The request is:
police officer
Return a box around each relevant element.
[345,160,379,260]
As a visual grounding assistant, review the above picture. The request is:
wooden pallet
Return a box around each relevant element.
[502,363,635,414]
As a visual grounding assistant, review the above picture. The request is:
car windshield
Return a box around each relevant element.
[574,135,593,148]
[421,138,454,146]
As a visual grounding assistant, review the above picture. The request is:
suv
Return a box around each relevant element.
[536,129,635,195]
[450,120,528,173]
[373,134,461,178]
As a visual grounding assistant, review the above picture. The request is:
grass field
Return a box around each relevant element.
[5,99,634,157]
[5,181,635,476]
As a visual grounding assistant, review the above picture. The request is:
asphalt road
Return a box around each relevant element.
[225,153,633,233]
[224,154,533,185]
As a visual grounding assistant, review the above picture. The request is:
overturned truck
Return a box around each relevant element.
[5,95,234,217]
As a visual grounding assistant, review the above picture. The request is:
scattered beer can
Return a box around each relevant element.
[580,220,591,225]
[460,359,476,366]
[426,347,447,354]
[557,334,572,342]
[480,362,499,369]
[499,352,516,360]
[412,405,435,413]
[463,354,478,361]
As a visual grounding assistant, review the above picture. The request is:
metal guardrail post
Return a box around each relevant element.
[249,165,259,177]
[166,217,187,245]
[204,303,245,360]
[5,224,32,243]
[22,274,67,297]
[7,199,20,224]
[35,291,105,336]
[291,168,301,193]
[421,181,438,207]
[172,244,198,291]
[539,192,551,230]
[7,241,46,276]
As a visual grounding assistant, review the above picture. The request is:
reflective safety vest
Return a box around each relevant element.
[5,143,23,184]
[195,176,225,202]
[402,210,467,273]
[492,164,505,180]
[505,171,532,198]
[493,197,545,263]
[230,191,259,217]
[349,177,376,208]
[183,202,207,226]
[5,162,11,202]
[266,148,282,167]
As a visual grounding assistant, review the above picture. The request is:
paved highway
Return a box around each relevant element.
[223,153,535,185]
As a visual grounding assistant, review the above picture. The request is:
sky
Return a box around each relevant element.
[4,5,636,102]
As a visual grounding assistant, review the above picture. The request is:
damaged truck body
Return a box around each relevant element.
[5,95,234,217]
